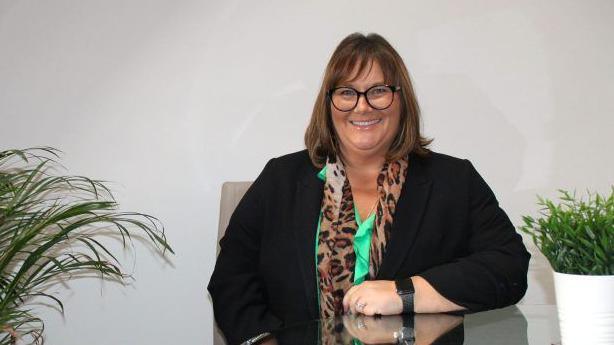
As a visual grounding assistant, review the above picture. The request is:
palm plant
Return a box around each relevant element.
[0,148,173,344]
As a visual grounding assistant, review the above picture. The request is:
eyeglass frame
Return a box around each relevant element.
[327,84,402,112]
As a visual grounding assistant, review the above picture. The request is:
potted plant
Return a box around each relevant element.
[0,148,174,344]
[520,188,613,345]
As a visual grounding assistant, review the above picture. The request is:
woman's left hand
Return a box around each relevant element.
[342,280,403,316]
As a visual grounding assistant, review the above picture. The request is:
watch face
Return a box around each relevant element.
[396,327,415,342]
[402,327,413,338]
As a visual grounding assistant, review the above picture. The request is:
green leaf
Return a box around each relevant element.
[518,188,614,276]
[0,147,173,340]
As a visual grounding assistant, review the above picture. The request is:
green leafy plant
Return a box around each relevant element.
[0,148,173,344]
[520,188,613,275]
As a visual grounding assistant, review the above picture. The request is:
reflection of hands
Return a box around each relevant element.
[414,314,462,345]
[343,314,403,344]
[340,314,463,345]
[342,280,403,315]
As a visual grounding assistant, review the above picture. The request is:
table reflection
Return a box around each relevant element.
[341,314,463,345]
[261,313,462,345]
[254,306,534,345]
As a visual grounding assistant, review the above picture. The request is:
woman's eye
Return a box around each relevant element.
[339,89,356,97]
[370,86,388,95]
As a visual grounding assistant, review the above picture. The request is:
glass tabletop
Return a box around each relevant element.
[256,305,560,345]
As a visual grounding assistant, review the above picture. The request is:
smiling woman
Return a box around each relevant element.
[329,63,401,164]
[208,33,530,345]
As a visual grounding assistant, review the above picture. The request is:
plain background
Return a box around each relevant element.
[1,0,613,344]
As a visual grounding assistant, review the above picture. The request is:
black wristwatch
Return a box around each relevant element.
[393,314,416,344]
[393,326,415,345]
[395,277,415,314]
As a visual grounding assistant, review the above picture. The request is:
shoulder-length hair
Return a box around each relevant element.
[304,32,431,167]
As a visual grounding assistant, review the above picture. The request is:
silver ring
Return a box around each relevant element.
[356,319,366,329]
[355,302,366,312]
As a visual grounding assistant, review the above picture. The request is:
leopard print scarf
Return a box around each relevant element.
[316,156,408,318]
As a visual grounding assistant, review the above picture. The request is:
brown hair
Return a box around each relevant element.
[304,32,431,167]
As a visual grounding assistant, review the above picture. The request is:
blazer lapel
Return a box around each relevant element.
[292,165,323,318]
[376,154,432,279]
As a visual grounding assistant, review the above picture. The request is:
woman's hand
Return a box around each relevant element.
[342,280,403,316]
[342,277,465,316]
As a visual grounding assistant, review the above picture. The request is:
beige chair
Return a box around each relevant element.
[214,181,253,345]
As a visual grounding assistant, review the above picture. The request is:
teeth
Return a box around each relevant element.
[351,119,381,126]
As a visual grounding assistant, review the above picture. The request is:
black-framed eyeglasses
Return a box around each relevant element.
[327,84,401,112]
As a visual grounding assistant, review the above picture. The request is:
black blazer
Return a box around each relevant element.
[208,150,530,345]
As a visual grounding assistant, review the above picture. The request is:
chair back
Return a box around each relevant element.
[214,181,252,345]
[217,181,253,254]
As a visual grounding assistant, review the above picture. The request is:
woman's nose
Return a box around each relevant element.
[354,94,373,113]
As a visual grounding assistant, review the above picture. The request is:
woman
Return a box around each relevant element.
[208,33,530,345]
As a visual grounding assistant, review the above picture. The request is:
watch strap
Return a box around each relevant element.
[395,278,415,314]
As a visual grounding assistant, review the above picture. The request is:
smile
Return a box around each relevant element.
[349,119,382,127]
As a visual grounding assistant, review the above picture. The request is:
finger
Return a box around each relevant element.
[354,315,368,331]
[348,297,357,315]
[343,285,359,313]
[354,299,364,315]
[349,296,360,315]
[353,298,368,315]
[362,304,378,316]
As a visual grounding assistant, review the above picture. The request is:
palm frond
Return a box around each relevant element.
[0,147,173,343]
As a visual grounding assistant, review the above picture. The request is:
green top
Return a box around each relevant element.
[315,166,375,287]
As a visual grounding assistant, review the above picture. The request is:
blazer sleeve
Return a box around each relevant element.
[418,160,530,312]
[207,158,283,345]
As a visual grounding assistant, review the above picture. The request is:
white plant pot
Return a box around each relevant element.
[553,272,614,345]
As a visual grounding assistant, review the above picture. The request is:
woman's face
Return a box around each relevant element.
[331,60,401,162]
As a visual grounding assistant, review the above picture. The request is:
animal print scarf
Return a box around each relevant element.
[316,156,408,318]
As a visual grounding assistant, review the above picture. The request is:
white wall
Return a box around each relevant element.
[0,0,612,343]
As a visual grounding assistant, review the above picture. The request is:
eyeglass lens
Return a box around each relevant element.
[331,85,395,111]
